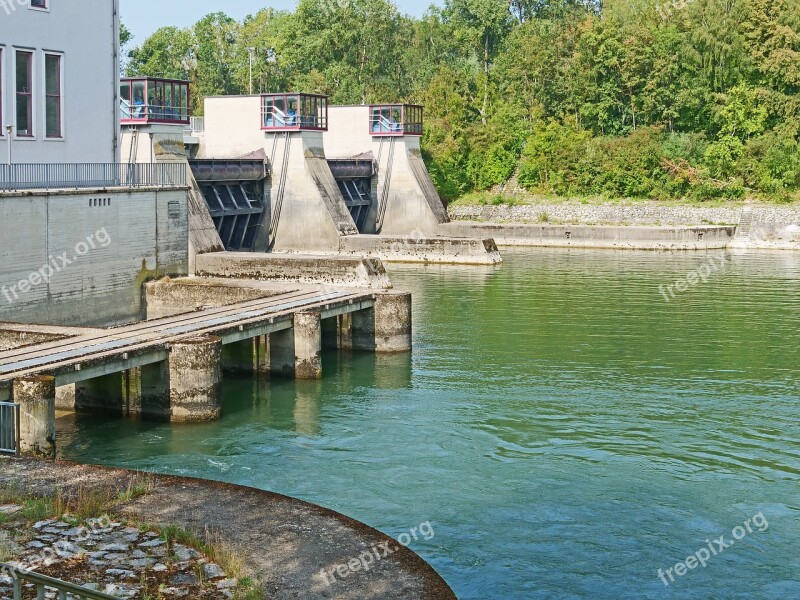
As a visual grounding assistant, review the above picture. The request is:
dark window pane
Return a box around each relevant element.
[45,55,59,95]
[16,96,30,133]
[46,97,60,137]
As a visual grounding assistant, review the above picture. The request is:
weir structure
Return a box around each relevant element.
[0,287,412,457]
[324,104,448,236]
[184,92,501,265]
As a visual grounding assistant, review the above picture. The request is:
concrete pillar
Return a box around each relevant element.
[269,314,323,380]
[13,376,56,458]
[76,373,125,416]
[269,328,296,378]
[140,361,169,421]
[55,384,76,411]
[255,335,269,375]
[295,312,322,380]
[321,316,339,350]
[221,339,257,375]
[122,368,143,417]
[344,293,412,352]
[168,336,223,423]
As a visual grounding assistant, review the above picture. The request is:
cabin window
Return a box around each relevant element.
[30,0,47,8]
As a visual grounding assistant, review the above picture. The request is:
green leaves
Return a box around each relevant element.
[125,0,800,202]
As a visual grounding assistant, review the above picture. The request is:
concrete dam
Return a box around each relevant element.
[0,78,501,460]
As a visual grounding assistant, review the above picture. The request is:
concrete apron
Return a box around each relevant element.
[438,222,737,250]
[339,234,503,265]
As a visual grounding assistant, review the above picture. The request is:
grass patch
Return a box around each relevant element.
[449,191,800,208]
[157,523,245,579]
[117,473,156,503]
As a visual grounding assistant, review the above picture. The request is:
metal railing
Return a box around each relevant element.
[1,563,121,599]
[0,163,187,192]
[120,100,189,125]
[189,116,205,133]
[0,402,19,456]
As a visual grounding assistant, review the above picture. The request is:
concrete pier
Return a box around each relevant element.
[167,336,223,423]
[269,313,323,380]
[76,373,127,416]
[0,287,409,451]
[343,292,412,352]
[12,376,56,458]
[294,312,323,380]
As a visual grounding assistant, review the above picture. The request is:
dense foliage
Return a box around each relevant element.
[126,0,800,202]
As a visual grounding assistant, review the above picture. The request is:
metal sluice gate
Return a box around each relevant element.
[327,156,376,232]
[189,159,269,251]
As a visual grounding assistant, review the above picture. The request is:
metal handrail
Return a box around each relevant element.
[120,100,189,124]
[0,402,19,456]
[1,563,121,599]
[0,163,187,192]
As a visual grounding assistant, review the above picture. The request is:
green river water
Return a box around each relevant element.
[58,248,800,599]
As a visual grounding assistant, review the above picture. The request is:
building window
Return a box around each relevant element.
[30,0,47,8]
[45,54,62,138]
[15,50,33,137]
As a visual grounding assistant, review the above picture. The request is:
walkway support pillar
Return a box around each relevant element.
[13,376,56,458]
[269,314,323,380]
[269,328,296,378]
[295,312,323,380]
[222,339,257,375]
[167,335,222,422]
[344,292,412,353]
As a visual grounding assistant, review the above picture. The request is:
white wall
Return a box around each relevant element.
[326,105,448,235]
[0,0,119,164]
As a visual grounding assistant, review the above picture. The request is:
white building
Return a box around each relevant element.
[0,0,120,164]
[0,0,189,328]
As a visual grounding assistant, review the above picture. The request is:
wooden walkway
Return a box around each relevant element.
[0,288,375,395]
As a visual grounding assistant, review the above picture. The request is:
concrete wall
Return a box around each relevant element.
[340,235,503,265]
[0,0,119,164]
[199,96,357,252]
[0,187,189,326]
[145,279,286,320]
[121,124,224,269]
[449,202,800,249]
[195,252,392,289]
[439,222,734,250]
[326,106,448,235]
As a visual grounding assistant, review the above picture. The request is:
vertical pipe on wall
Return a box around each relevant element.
[112,0,121,163]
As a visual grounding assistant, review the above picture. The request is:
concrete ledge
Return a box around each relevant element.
[0,458,457,600]
[146,278,293,320]
[0,323,104,351]
[438,222,735,250]
[195,252,392,289]
[340,234,503,265]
